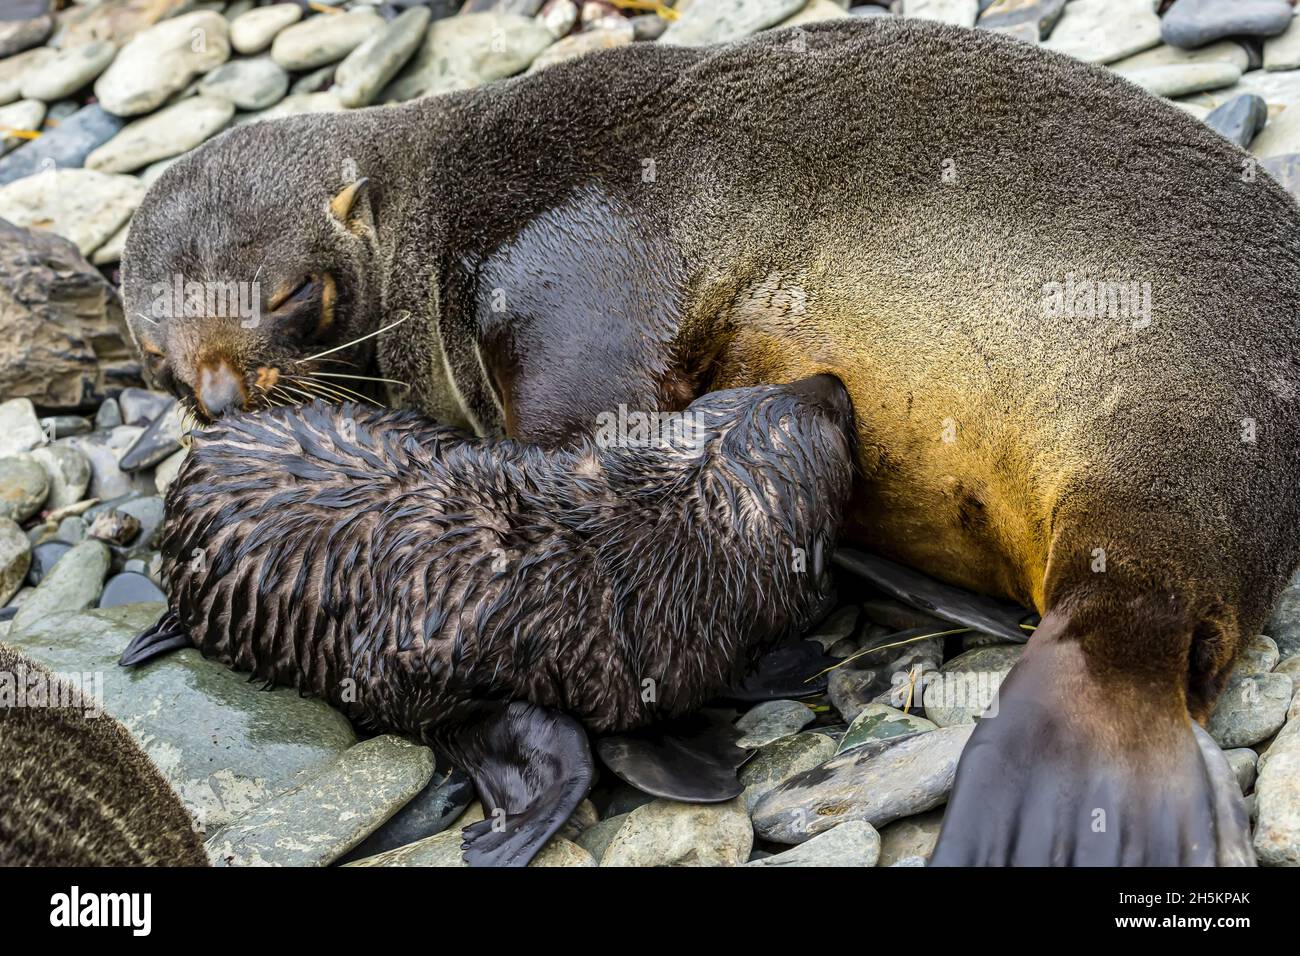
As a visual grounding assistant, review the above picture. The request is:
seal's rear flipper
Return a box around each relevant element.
[595,709,748,802]
[119,610,194,667]
[724,639,837,702]
[834,548,1031,644]
[929,611,1255,866]
[453,702,594,867]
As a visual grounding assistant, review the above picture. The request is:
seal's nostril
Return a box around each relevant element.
[196,360,246,418]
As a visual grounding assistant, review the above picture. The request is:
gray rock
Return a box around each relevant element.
[1253,718,1300,865]
[977,0,1066,38]
[527,17,632,73]
[752,725,973,843]
[20,40,116,102]
[381,11,553,101]
[838,703,937,753]
[0,1,52,60]
[0,46,55,107]
[738,729,839,812]
[230,2,303,54]
[1043,0,1161,64]
[746,820,881,866]
[0,456,48,523]
[98,570,165,608]
[924,643,1022,727]
[119,404,182,472]
[39,416,91,441]
[24,445,90,511]
[66,435,133,502]
[235,91,344,125]
[346,803,594,866]
[87,95,235,174]
[118,388,172,427]
[95,11,232,117]
[334,6,429,108]
[1264,15,1300,71]
[1208,672,1294,748]
[1111,39,1251,72]
[1204,93,1268,147]
[338,769,474,862]
[271,10,385,72]
[0,516,30,604]
[629,13,667,40]
[1116,62,1242,97]
[601,797,753,866]
[24,539,69,587]
[199,56,289,111]
[828,665,889,722]
[877,807,945,865]
[735,699,815,748]
[1232,632,1281,678]
[108,494,165,549]
[1277,654,1300,682]
[0,168,144,256]
[575,811,630,863]
[806,604,859,651]
[10,538,108,631]
[1262,153,1300,202]
[6,602,358,831]
[1224,747,1259,794]
[661,0,804,45]
[778,0,853,27]
[154,448,189,496]
[95,398,123,431]
[901,0,978,27]
[205,735,436,866]
[289,62,336,95]
[55,515,86,544]
[0,104,126,186]
[1162,0,1291,51]
[0,99,44,156]
[0,398,44,457]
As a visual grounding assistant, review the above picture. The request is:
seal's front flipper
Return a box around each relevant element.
[454,702,594,867]
[724,639,838,702]
[930,612,1254,866]
[834,548,1031,644]
[119,609,194,667]
[595,709,748,802]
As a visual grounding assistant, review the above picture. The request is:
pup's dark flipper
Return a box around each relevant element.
[596,709,748,803]
[455,702,594,867]
[834,547,1031,644]
[930,621,1254,866]
[119,609,194,667]
[724,639,838,702]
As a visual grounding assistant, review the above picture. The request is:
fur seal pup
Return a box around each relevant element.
[0,643,208,866]
[121,18,1299,864]
[121,376,857,866]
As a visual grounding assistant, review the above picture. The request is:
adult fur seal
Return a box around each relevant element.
[0,643,207,866]
[121,19,1300,865]
[122,376,856,866]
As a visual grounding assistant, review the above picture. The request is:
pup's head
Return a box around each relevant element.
[121,117,385,422]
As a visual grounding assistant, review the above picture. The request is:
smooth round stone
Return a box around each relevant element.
[198,56,288,110]
[527,16,632,73]
[0,103,125,186]
[1116,62,1241,97]
[87,95,235,174]
[20,40,116,102]
[271,10,384,72]
[0,517,30,605]
[94,397,123,430]
[0,168,144,256]
[11,538,109,632]
[0,46,55,106]
[805,604,859,651]
[1111,39,1251,73]
[540,0,578,38]
[25,445,91,511]
[108,495,165,550]
[751,725,973,843]
[39,416,91,440]
[1224,747,1259,794]
[0,99,45,155]
[877,807,945,865]
[1208,672,1294,748]
[827,665,889,722]
[600,797,753,867]
[661,0,805,45]
[94,11,232,117]
[924,643,1022,727]
[1253,719,1300,865]
[1204,93,1268,148]
[26,539,70,587]
[119,407,182,473]
[1043,0,1161,65]
[55,516,86,544]
[838,703,937,754]
[746,820,881,867]
[901,0,978,27]
[0,1,53,61]
[0,456,49,523]
[338,769,474,863]
[380,12,555,101]
[98,570,166,608]
[1268,567,1300,659]
[1265,16,1300,71]
[1277,655,1300,682]
[735,699,815,748]
[1162,0,1291,51]
[334,6,429,107]
[87,508,140,546]
[0,398,45,457]
[154,447,188,496]
[1231,633,1281,678]
[289,62,335,95]
[118,388,172,427]
[230,2,303,55]
[235,91,343,125]
[738,730,838,812]
[977,0,1067,38]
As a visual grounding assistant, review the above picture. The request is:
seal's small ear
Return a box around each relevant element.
[328,178,373,235]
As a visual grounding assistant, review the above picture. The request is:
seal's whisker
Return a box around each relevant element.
[307,372,409,388]
[298,314,409,363]
[287,375,377,406]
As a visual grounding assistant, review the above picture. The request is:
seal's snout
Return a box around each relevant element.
[195,357,249,418]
